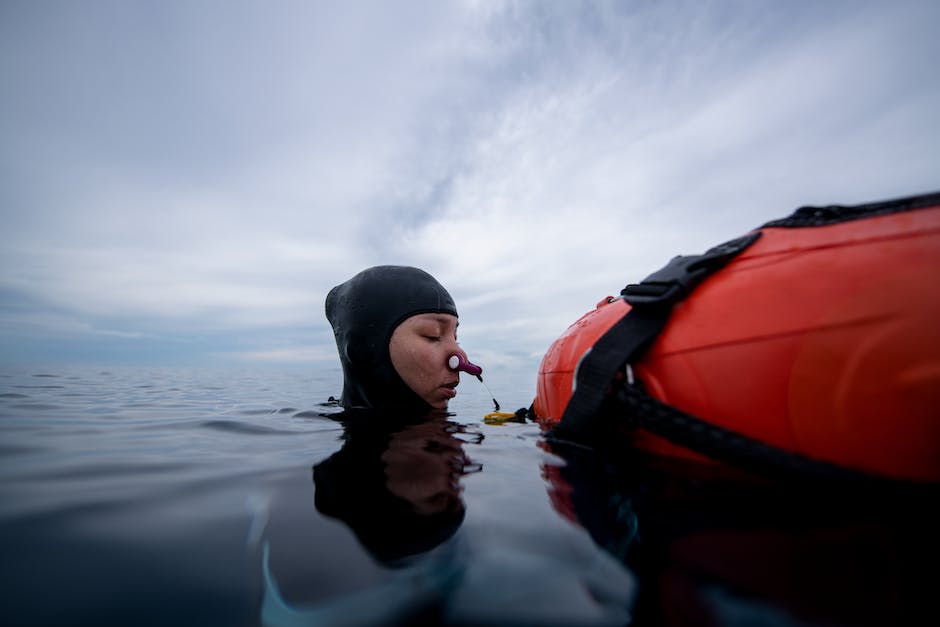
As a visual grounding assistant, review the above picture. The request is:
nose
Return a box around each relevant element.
[448,353,482,377]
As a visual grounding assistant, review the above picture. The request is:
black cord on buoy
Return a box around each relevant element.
[476,374,500,411]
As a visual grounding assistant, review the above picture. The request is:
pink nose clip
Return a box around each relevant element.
[448,354,482,377]
[449,353,500,411]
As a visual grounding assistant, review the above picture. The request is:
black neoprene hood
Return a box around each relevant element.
[325,265,458,411]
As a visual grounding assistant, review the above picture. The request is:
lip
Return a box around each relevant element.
[441,380,459,398]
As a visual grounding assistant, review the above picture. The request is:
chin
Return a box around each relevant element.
[426,397,450,410]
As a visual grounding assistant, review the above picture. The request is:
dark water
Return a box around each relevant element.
[0,365,936,626]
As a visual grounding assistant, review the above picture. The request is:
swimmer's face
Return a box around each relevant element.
[389,313,463,409]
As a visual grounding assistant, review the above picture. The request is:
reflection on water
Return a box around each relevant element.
[2,365,934,626]
[0,366,636,626]
[542,437,940,627]
[262,411,636,626]
[314,413,479,564]
[263,412,479,625]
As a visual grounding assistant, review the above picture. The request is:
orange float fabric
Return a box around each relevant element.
[534,200,940,482]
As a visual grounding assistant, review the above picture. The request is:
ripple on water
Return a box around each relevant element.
[9,403,66,411]
[200,420,299,435]
[233,408,278,416]
[25,461,190,481]
[292,410,334,419]
[0,444,46,456]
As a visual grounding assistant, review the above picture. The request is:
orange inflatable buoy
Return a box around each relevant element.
[534,192,940,483]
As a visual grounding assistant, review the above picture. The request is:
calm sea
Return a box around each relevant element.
[0,364,935,626]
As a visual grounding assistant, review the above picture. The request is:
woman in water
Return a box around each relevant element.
[316,266,479,566]
[325,265,472,413]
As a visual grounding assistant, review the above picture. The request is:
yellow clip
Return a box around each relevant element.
[483,411,519,425]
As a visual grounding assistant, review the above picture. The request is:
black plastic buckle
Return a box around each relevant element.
[621,232,761,308]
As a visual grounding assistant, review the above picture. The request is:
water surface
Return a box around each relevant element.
[0,365,934,626]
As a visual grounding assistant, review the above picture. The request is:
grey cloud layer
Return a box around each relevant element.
[1,0,938,371]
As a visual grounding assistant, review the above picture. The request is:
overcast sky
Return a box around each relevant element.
[2,1,938,382]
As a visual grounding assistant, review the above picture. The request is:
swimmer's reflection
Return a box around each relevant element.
[313,412,482,565]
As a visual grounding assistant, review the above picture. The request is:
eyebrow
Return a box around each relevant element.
[424,314,458,327]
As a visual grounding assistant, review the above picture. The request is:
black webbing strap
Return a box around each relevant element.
[761,190,940,228]
[612,383,879,483]
[601,381,939,491]
[553,232,761,440]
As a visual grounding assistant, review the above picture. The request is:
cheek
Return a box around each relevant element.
[412,347,441,381]
[391,341,439,388]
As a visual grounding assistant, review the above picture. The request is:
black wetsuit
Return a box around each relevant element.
[325,265,458,412]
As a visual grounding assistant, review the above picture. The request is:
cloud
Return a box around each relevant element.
[381,0,940,352]
[1,0,938,371]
